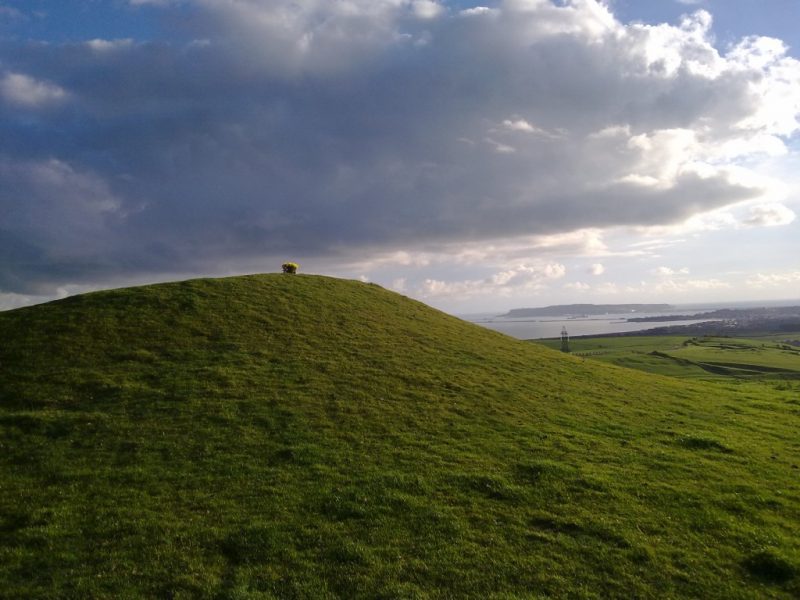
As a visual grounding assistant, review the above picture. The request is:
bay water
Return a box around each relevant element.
[460,311,718,340]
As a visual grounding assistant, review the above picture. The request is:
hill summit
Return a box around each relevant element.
[1,274,798,598]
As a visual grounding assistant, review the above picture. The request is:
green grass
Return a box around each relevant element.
[537,334,800,380]
[2,274,800,598]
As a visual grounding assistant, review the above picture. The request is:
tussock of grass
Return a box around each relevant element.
[676,435,733,453]
[1,274,799,598]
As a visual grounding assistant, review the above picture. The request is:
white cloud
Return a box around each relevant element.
[485,138,516,154]
[530,230,610,257]
[0,72,67,108]
[542,263,567,279]
[410,0,444,19]
[459,6,494,17]
[0,292,41,311]
[555,275,738,302]
[746,271,800,288]
[420,262,566,300]
[728,37,800,135]
[86,38,134,52]
[622,10,721,78]
[634,193,795,237]
[727,35,787,71]
[654,266,690,276]
[339,231,611,280]
[499,118,563,139]
[652,278,731,293]
[627,237,686,251]
[502,118,535,133]
[743,203,796,227]
[711,134,787,160]
[686,279,730,290]
[491,263,566,286]
[616,174,661,187]
[344,250,432,272]
[589,263,605,276]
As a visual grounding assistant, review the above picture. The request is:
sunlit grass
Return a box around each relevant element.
[1,275,799,598]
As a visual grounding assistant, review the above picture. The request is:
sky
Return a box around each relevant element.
[1,0,799,314]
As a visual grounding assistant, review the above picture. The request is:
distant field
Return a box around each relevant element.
[536,334,800,380]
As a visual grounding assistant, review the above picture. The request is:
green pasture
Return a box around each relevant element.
[537,334,800,380]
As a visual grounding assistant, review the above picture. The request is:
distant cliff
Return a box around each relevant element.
[500,303,673,318]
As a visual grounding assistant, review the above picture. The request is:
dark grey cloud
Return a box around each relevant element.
[0,0,797,294]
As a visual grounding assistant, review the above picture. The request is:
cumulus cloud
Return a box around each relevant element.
[85,39,135,52]
[421,262,566,300]
[410,0,445,20]
[589,263,605,275]
[0,72,67,108]
[460,6,494,17]
[502,118,535,133]
[1,0,799,296]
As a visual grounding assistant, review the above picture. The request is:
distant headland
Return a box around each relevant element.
[500,303,673,318]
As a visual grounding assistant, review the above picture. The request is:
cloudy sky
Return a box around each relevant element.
[1,0,798,313]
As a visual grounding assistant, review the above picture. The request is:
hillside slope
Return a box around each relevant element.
[1,274,798,598]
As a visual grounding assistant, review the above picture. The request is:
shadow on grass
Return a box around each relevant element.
[742,549,797,584]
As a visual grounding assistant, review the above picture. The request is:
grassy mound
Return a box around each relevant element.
[1,274,798,598]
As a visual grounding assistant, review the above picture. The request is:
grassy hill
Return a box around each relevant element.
[1,274,799,598]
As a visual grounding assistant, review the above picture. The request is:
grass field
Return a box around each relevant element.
[536,334,800,380]
[2,275,799,598]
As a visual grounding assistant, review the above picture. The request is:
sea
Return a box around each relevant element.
[459,311,718,340]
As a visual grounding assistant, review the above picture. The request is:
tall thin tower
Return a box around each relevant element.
[560,326,570,353]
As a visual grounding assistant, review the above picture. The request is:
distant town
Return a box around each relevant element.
[621,305,800,337]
